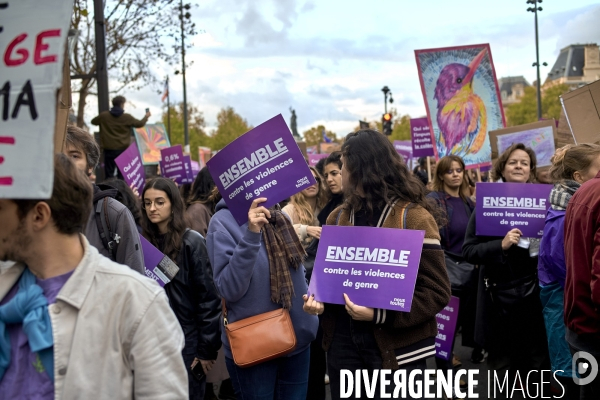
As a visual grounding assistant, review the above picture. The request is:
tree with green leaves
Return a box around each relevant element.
[211,107,253,151]
[506,84,570,126]
[161,103,210,161]
[302,126,337,148]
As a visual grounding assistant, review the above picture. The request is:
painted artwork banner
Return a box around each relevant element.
[207,114,316,225]
[0,0,73,198]
[308,153,328,166]
[410,117,435,157]
[133,123,171,165]
[489,120,557,168]
[415,44,505,169]
[139,235,179,288]
[435,296,460,361]
[115,142,146,194]
[308,226,425,312]
[476,182,552,237]
[161,145,186,184]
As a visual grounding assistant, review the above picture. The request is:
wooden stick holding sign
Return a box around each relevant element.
[426,156,432,183]
[54,45,71,154]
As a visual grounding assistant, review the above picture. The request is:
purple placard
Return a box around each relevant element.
[207,114,316,225]
[161,145,186,184]
[394,140,413,169]
[410,117,435,157]
[191,160,200,175]
[435,296,460,360]
[476,182,552,237]
[308,225,425,312]
[115,142,146,194]
[308,153,328,166]
[183,155,194,183]
[140,235,169,287]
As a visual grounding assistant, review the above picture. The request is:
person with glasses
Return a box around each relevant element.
[141,177,221,399]
[317,152,344,226]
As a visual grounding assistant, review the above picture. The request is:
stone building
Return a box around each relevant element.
[544,43,600,89]
[498,76,531,108]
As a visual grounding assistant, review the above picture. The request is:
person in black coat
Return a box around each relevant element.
[462,144,549,392]
[141,177,221,399]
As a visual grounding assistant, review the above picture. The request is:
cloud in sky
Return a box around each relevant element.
[83,0,600,138]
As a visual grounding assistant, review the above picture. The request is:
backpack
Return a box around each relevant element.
[92,184,121,261]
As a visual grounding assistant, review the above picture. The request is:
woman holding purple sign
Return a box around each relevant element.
[303,129,451,400]
[206,196,319,400]
[141,177,221,399]
[462,143,550,391]
[539,144,600,399]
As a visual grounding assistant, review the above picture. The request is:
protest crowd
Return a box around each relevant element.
[3,4,600,400]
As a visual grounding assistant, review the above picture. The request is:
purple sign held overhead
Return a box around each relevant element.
[476,182,552,238]
[394,140,413,169]
[115,142,146,194]
[410,117,435,157]
[308,153,328,166]
[161,145,186,184]
[207,114,316,225]
[308,225,425,312]
[435,296,460,361]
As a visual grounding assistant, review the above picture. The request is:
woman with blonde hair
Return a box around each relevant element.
[539,143,600,399]
[282,167,329,248]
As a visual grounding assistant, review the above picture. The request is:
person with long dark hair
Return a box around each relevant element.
[186,167,219,236]
[462,143,550,393]
[317,152,344,226]
[142,177,221,399]
[304,129,451,399]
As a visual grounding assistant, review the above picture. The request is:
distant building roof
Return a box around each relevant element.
[547,44,587,82]
[498,76,530,96]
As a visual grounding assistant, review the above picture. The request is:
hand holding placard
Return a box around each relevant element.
[248,198,271,233]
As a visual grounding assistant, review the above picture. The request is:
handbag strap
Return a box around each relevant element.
[221,298,229,326]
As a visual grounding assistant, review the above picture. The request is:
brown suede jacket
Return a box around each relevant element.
[322,202,451,370]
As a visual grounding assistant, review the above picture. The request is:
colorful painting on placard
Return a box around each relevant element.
[415,44,505,168]
[133,124,171,165]
[491,120,556,168]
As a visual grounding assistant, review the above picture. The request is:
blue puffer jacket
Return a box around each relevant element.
[538,207,572,377]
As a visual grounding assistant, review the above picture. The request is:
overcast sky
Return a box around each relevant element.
[81,0,600,137]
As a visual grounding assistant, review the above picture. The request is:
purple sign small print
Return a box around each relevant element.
[115,142,146,194]
[139,235,179,288]
[207,114,316,225]
[308,225,425,312]
[476,182,552,237]
[410,117,435,157]
[394,140,413,169]
[183,155,194,183]
[435,296,460,361]
[308,153,328,166]
[161,145,186,184]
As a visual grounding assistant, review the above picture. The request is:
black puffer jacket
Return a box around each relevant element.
[165,229,221,360]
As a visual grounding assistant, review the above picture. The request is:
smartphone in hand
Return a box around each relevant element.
[145,108,150,113]
[191,362,205,381]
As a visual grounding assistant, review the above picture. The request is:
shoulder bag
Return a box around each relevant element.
[221,299,296,368]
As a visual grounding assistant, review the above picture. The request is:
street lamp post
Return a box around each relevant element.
[179,0,190,153]
[381,86,394,114]
[527,0,547,121]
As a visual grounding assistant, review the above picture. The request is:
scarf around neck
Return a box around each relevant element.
[0,269,54,381]
[109,106,124,117]
[550,180,580,211]
[262,210,306,309]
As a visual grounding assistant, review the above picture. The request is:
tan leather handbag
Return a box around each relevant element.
[222,299,297,368]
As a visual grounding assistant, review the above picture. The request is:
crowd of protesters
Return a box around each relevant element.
[2,110,600,400]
